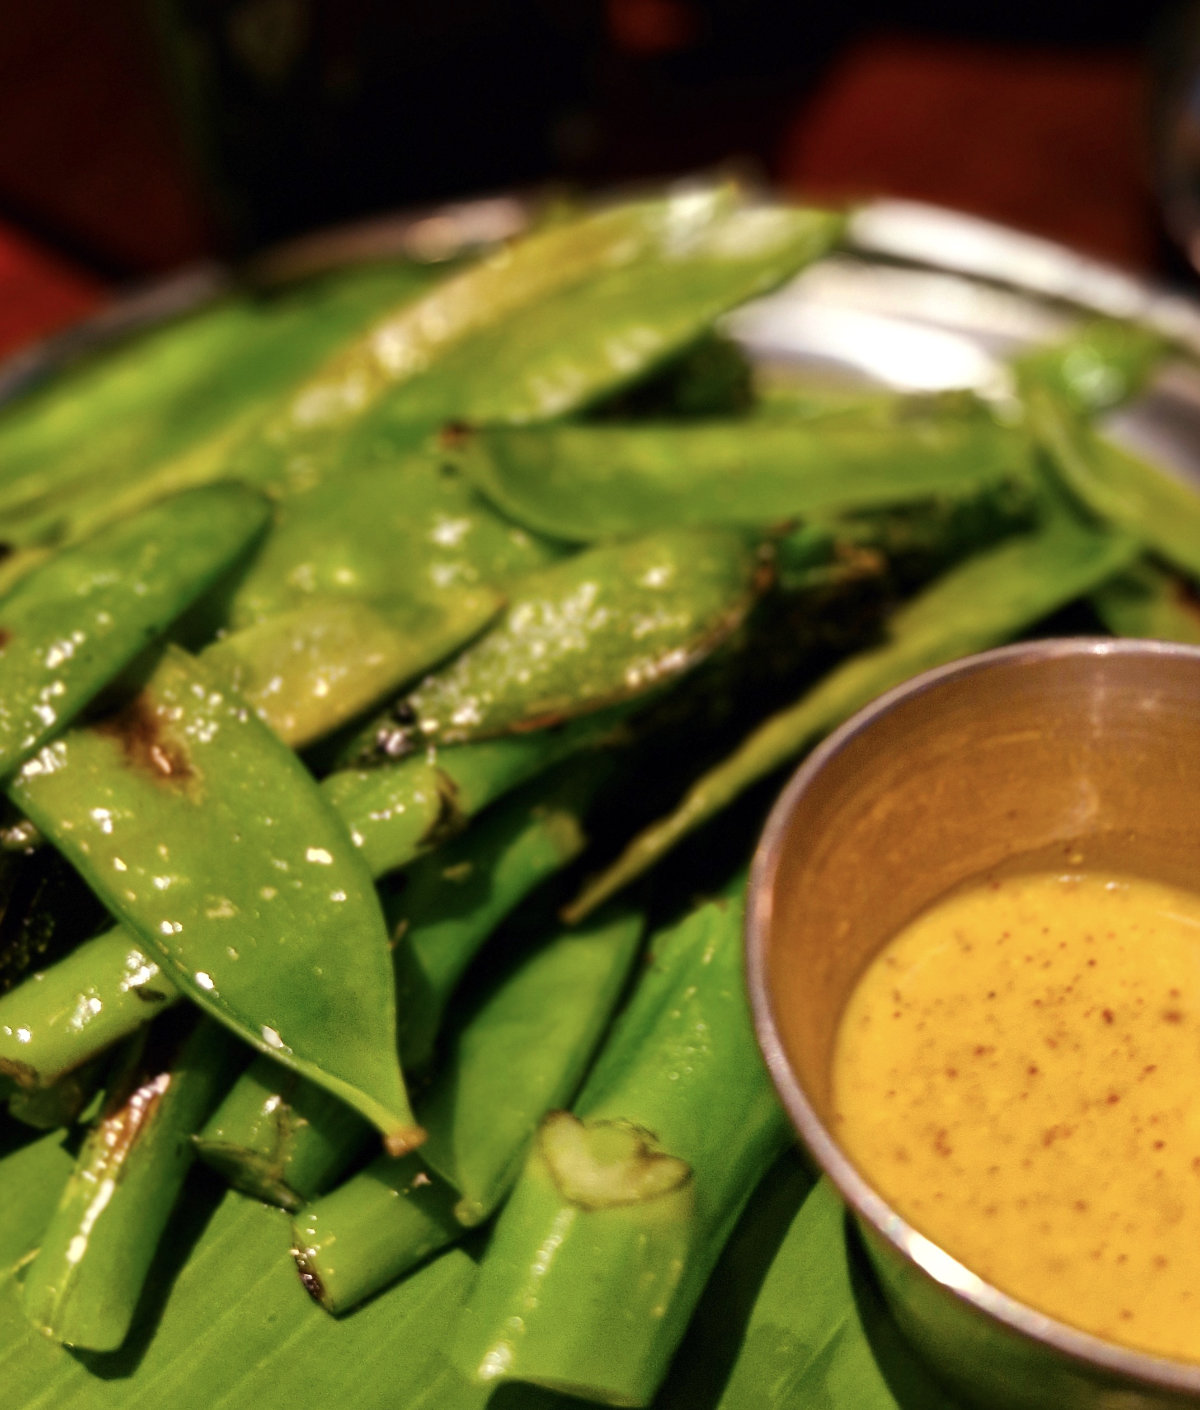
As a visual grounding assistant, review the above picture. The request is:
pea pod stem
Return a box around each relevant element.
[21,1013,244,1350]
[453,886,789,1406]
[291,907,645,1312]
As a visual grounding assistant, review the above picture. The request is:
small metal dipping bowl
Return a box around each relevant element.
[746,637,1200,1410]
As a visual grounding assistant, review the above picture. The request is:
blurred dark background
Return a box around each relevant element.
[0,0,1187,355]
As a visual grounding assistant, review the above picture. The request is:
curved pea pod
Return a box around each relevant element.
[324,718,615,879]
[0,728,614,1095]
[7,645,421,1154]
[0,261,439,550]
[1091,558,1200,644]
[566,506,1139,921]
[1029,384,1200,580]
[192,761,601,1208]
[228,189,755,485]
[290,906,646,1315]
[203,589,502,750]
[353,527,770,761]
[21,1014,244,1350]
[371,202,843,428]
[225,448,563,633]
[0,483,270,779]
[453,888,791,1407]
[1012,317,1166,415]
[444,415,1034,542]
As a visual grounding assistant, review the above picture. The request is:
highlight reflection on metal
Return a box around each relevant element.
[746,638,1200,1410]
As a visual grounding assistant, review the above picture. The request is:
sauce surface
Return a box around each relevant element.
[832,869,1200,1361]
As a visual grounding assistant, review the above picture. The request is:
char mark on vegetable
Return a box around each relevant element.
[0,628,10,650]
[418,770,465,849]
[93,693,194,785]
[0,543,10,563]
[0,1055,39,1090]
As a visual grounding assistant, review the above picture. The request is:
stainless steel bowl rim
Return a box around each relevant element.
[746,635,1200,1396]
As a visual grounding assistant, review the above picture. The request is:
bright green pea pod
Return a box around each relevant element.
[291,907,645,1314]
[566,507,1138,921]
[454,888,790,1406]
[204,589,502,749]
[0,261,439,549]
[0,730,614,1095]
[0,483,270,779]
[445,416,1033,542]
[352,527,768,761]
[7,645,421,1154]
[420,905,645,1225]
[224,448,564,632]
[1012,317,1166,415]
[228,191,747,485]
[1029,385,1200,580]
[21,1013,244,1350]
[325,718,615,879]
[374,202,844,428]
[192,761,600,1207]
[1091,558,1200,643]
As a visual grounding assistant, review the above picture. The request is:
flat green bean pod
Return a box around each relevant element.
[8,646,420,1153]
[0,483,270,778]
[445,415,1033,542]
[354,526,769,760]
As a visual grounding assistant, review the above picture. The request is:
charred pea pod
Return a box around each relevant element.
[349,526,770,762]
[566,506,1138,920]
[7,646,420,1154]
[6,1051,107,1130]
[0,483,270,778]
[203,590,503,750]
[444,415,1034,544]
[193,762,601,1208]
[453,886,790,1407]
[291,906,645,1314]
[0,728,614,1094]
[21,1013,244,1350]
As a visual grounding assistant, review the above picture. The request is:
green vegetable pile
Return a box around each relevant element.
[0,185,1195,1409]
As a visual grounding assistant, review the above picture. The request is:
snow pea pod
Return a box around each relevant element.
[371,202,844,428]
[326,716,618,879]
[21,1014,244,1350]
[204,589,502,750]
[0,261,439,549]
[1029,385,1200,579]
[353,526,768,761]
[224,448,562,632]
[226,190,747,487]
[1091,558,1200,644]
[292,906,645,1314]
[1012,317,1166,415]
[7,646,420,1153]
[566,506,1138,920]
[454,886,790,1407]
[192,761,600,1207]
[445,415,1033,542]
[0,729,616,1093]
[0,483,270,779]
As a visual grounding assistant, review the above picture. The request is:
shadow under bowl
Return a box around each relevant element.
[746,637,1200,1410]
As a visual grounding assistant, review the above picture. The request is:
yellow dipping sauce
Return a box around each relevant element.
[832,869,1200,1362]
